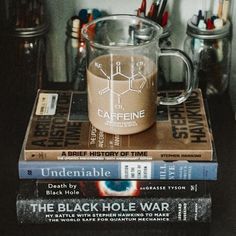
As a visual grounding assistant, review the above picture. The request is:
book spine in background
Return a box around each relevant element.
[22,180,207,198]
[18,160,218,180]
[16,197,212,224]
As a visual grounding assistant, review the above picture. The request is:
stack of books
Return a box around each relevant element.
[16,89,217,223]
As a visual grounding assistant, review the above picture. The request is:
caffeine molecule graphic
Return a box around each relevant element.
[95,60,147,106]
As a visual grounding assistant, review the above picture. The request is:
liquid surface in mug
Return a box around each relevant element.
[87,54,157,135]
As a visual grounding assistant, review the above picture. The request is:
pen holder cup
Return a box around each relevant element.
[184,20,231,97]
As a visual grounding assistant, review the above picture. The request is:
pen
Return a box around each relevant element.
[212,0,219,17]
[78,9,88,24]
[198,19,206,29]
[156,0,167,24]
[214,18,224,28]
[206,19,214,29]
[92,9,102,20]
[161,11,168,27]
[217,0,223,18]
[140,0,146,16]
[71,18,80,48]
[191,14,199,26]
[211,15,218,22]
[222,0,229,22]
[197,10,203,26]
[214,18,224,61]
[148,0,158,21]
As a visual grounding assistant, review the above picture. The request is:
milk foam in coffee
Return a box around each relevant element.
[87,54,158,135]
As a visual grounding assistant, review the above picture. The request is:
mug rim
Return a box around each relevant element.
[81,14,163,50]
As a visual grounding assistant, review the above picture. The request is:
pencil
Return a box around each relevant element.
[222,0,230,22]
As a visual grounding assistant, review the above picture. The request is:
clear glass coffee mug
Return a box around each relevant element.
[82,15,193,135]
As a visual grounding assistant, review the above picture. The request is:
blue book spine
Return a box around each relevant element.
[18,160,218,180]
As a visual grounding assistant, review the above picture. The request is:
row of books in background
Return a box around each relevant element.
[16,89,217,224]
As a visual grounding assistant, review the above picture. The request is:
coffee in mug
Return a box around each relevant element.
[87,54,157,135]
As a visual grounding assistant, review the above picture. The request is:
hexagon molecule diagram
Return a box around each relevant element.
[96,60,147,105]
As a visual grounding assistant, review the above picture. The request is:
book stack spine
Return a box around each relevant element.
[17,180,212,223]
[16,89,216,224]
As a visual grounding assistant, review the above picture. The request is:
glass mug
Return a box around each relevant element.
[82,15,193,135]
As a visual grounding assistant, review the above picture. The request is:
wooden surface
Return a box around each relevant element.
[0,84,235,236]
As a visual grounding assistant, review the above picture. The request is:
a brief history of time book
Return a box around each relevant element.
[22,180,208,198]
[16,184,212,224]
[23,89,213,161]
[18,150,217,180]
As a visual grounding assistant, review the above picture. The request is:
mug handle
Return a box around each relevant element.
[159,48,194,105]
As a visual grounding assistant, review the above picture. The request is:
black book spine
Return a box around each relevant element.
[16,196,211,224]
